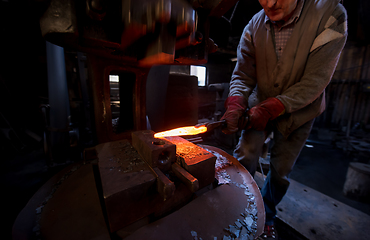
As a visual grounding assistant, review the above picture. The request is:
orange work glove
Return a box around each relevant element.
[221,96,248,134]
[247,97,285,131]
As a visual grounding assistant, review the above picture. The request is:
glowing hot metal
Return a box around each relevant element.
[154,126,207,138]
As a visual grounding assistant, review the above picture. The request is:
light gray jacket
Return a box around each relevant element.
[229,0,348,137]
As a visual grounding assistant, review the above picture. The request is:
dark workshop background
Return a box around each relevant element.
[1,0,370,239]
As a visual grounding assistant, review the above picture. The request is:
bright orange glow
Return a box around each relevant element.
[154,126,207,138]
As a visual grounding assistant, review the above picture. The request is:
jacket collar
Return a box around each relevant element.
[264,0,305,30]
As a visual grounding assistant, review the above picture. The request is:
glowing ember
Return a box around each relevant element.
[154,126,207,138]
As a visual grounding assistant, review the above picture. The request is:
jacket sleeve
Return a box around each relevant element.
[228,21,257,100]
[276,4,348,113]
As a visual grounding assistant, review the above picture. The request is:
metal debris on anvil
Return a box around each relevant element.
[198,146,259,240]
[201,147,232,184]
[216,169,232,184]
[106,141,147,174]
[191,230,203,240]
[202,148,232,171]
[222,196,258,239]
[229,225,240,238]
[235,220,243,229]
[36,206,43,214]
[191,230,197,239]
[239,227,250,240]
[244,216,254,227]
[235,182,246,188]
[245,201,258,216]
[244,187,252,194]
[33,165,82,239]
[250,208,258,216]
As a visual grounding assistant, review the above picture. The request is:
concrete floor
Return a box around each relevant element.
[291,138,370,216]
[208,127,370,217]
[3,127,370,240]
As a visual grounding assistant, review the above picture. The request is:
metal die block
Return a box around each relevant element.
[132,130,176,171]
[96,140,157,232]
[165,136,216,189]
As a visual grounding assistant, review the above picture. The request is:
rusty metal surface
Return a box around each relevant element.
[165,136,216,189]
[124,144,264,240]
[131,130,176,171]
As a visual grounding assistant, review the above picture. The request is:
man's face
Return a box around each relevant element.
[259,0,298,22]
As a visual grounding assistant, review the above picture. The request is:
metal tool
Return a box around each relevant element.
[199,112,249,133]
[154,112,249,138]
[196,119,227,132]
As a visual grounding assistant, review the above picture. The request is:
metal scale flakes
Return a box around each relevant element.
[201,147,259,240]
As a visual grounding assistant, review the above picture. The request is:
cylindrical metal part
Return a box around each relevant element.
[343,162,370,202]
[46,41,71,161]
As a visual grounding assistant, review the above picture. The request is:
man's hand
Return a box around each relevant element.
[247,97,285,131]
[221,96,247,134]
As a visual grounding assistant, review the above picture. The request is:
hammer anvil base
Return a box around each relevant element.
[96,139,193,232]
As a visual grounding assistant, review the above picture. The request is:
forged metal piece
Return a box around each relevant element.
[165,136,216,189]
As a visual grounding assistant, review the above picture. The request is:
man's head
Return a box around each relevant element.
[259,0,298,22]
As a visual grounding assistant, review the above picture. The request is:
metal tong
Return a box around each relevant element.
[196,111,249,133]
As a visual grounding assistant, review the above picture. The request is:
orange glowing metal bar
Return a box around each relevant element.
[154,126,207,138]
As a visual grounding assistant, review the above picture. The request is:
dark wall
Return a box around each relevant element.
[0,1,49,153]
[0,1,47,155]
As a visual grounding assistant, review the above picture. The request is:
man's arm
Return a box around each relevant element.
[228,22,257,99]
[221,20,258,134]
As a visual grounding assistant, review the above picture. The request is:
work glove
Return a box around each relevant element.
[221,96,247,134]
[247,97,285,131]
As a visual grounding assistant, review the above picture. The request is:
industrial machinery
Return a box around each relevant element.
[13,0,265,239]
